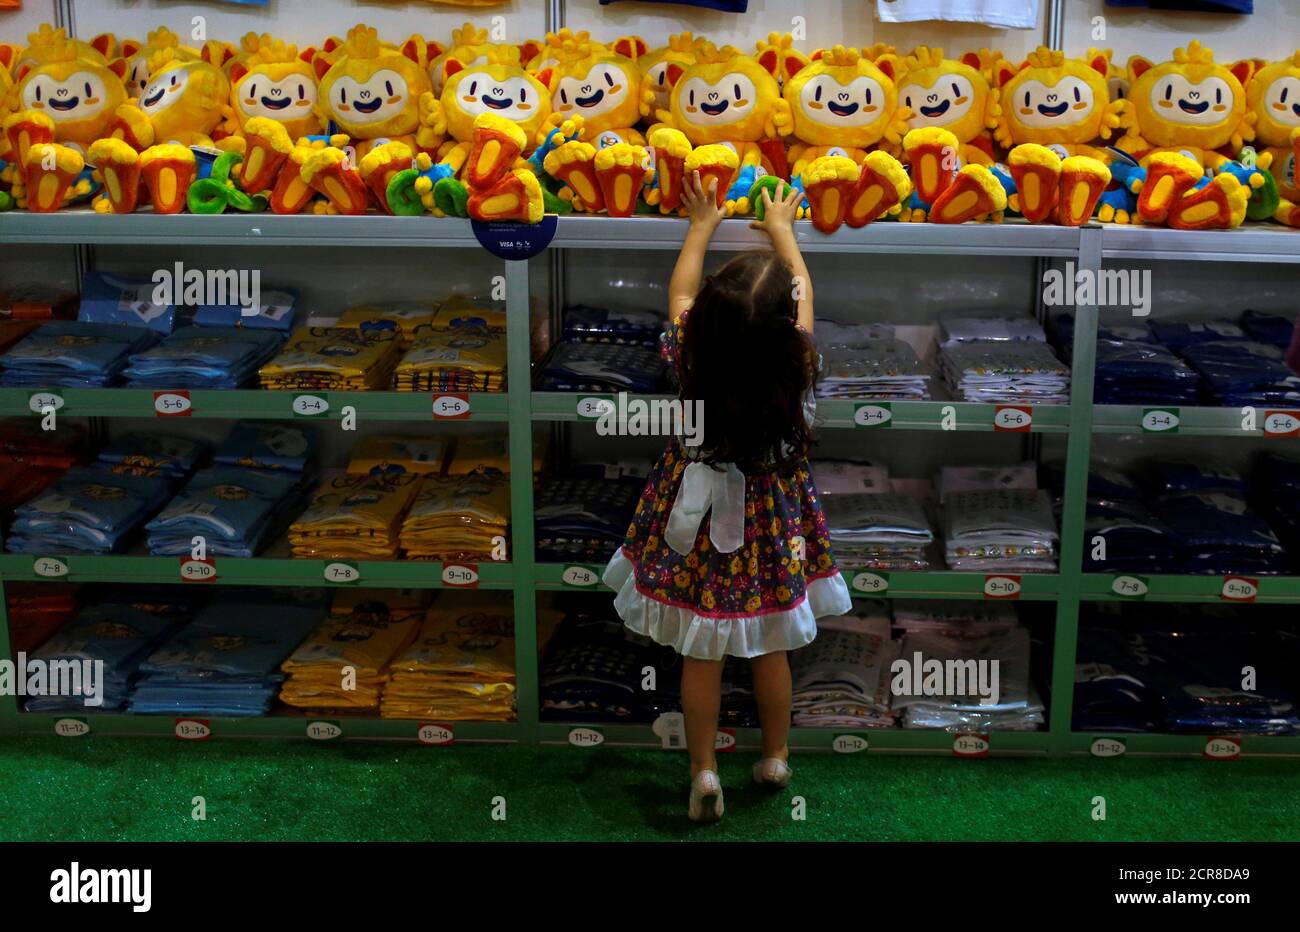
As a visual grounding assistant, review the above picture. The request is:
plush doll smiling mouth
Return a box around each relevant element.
[920,100,950,117]
[576,87,605,108]
[141,86,167,108]
[482,91,515,110]
[1178,97,1209,114]
[48,93,83,112]
[1037,100,1070,117]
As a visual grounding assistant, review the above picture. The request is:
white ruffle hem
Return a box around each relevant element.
[603,548,854,661]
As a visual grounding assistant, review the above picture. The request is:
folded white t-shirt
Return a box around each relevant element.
[876,0,1039,28]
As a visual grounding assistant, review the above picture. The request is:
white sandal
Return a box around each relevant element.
[752,757,793,788]
[688,770,724,822]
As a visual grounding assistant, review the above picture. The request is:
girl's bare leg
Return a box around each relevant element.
[681,656,725,775]
[750,651,792,761]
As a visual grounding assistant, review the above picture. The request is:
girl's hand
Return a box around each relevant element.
[749,183,805,237]
[681,170,725,232]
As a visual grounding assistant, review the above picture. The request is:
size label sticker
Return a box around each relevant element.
[417,723,455,746]
[983,575,1022,599]
[993,405,1033,432]
[153,390,192,417]
[1220,576,1259,603]
[27,391,64,414]
[175,719,211,741]
[292,394,330,417]
[1141,408,1180,433]
[953,733,990,757]
[1090,738,1126,758]
[832,735,869,754]
[323,562,361,585]
[33,557,69,578]
[307,721,343,741]
[54,718,90,737]
[1204,737,1242,760]
[561,565,602,588]
[714,729,737,753]
[850,571,890,594]
[1110,575,1149,599]
[568,727,604,747]
[442,563,480,587]
[179,557,217,583]
[576,395,615,420]
[432,393,472,420]
[1264,410,1300,437]
[853,403,893,428]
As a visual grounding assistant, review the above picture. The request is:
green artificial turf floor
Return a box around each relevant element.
[1,736,1297,841]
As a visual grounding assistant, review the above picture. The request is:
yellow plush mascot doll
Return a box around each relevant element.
[119,27,199,100]
[900,47,1000,166]
[638,32,702,129]
[224,34,323,145]
[1245,50,1300,226]
[315,25,430,160]
[111,43,232,149]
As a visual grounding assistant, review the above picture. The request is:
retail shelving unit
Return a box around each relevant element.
[0,212,1297,757]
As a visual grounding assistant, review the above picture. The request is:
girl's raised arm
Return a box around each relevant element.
[750,185,813,333]
[668,172,727,323]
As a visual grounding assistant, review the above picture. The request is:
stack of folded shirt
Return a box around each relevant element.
[940,341,1070,404]
[1178,340,1300,407]
[23,601,188,712]
[891,600,1019,638]
[145,466,306,557]
[1148,318,1250,351]
[818,339,932,400]
[77,271,177,333]
[940,312,1047,346]
[1051,312,1153,351]
[941,489,1059,572]
[535,342,666,393]
[5,583,78,654]
[534,476,641,562]
[896,627,1045,731]
[791,626,900,728]
[1255,452,1300,570]
[1073,605,1172,732]
[1152,490,1288,575]
[97,433,207,479]
[1083,496,1181,573]
[214,421,318,474]
[822,601,892,639]
[280,589,426,712]
[444,435,515,478]
[1240,309,1296,349]
[823,492,934,570]
[337,301,438,349]
[381,592,517,721]
[811,460,892,494]
[393,328,507,392]
[6,465,174,554]
[259,327,402,391]
[562,305,660,347]
[540,611,667,722]
[347,435,447,478]
[399,473,509,561]
[288,470,421,559]
[122,327,283,389]
[431,300,506,333]
[0,321,159,387]
[1092,340,1202,405]
[128,593,324,716]
[193,288,298,334]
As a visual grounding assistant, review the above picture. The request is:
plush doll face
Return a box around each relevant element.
[430,24,496,95]
[231,60,320,136]
[641,40,697,116]
[442,60,550,142]
[900,49,991,144]
[138,59,229,140]
[785,50,900,147]
[17,58,126,148]
[1246,53,1300,147]
[121,28,197,98]
[996,49,1111,146]
[318,30,430,140]
[1128,44,1252,150]
[669,49,780,145]
[548,52,640,131]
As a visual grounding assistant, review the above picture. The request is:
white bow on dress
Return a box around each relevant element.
[664,461,746,555]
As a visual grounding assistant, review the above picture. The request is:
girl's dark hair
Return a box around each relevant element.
[678,250,816,473]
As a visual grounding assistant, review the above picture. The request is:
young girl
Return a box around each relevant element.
[603,173,852,822]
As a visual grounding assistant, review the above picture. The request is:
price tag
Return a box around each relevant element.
[983,575,1022,599]
[576,395,615,420]
[33,557,69,578]
[1264,410,1300,437]
[1141,408,1180,433]
[292,394,330,417]
[307,721,343,741]
[1220,576,1258,603]
[432,393,472,420]
[1090,737,1126,758]
[832,735,869,754]
[852,403,893,428]
[417,723,455,746]
[1110,575,1148,599]
[561,564,602,588]
[714,728,737,753]
[568,727,604,747]
[27,391,64,414]
[1204,737,1242,760]
[993,405,1033,432]
[953,733,990,757]
[441,563,480,588]
[324,561,361,585]
[153,390,192,417]
[175,719,211,741]
[850,570,890,594]
[54,718,90,737]
[179,557,217,583]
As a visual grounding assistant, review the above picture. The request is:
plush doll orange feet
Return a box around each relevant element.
[270,145,316,214]
[466,113,528,191]
[468,168,544,223]
[1057,157,1111,226]
[88,139,142,214]
[902,127,960,221]
[594,143,652,218]
[301,147,370,215]
[544,142,603,211]
[360,142,416,214]
[845,151,912,228]
[802,156,859,234]
[140,144,197,214]
[1167,173,1250,231]
[649,127,691,214]
[683,145,739,211]
[1008,144,1061,223]
[24,145,85,213]
[239,118,294,194]
[929,164,1007,224]
[1137,152,1203,225]
[2,111,54,188]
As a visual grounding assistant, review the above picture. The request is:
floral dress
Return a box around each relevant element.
[602,310,852,661]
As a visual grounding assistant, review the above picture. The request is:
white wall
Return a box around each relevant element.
[1061,0,1299,64]
[1,0,59,43]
